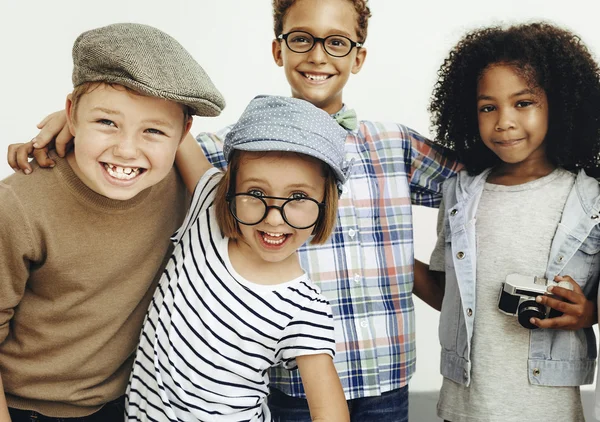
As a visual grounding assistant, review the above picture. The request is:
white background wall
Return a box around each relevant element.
[2,0,599,399]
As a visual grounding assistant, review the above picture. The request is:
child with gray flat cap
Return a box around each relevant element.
[126,94,350,422]
[0,23,224,421]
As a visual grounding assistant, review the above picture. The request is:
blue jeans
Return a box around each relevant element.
[8,396,125,422]
[269,385,409,422]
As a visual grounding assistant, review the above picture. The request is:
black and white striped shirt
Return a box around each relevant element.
[126,168,335,422]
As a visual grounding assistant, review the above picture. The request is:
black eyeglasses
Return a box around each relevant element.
[227,193,324,229]
[278,31,362,58]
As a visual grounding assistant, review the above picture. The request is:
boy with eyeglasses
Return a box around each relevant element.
[200,3,459,419]
[9,1,459,420]
[277,31,363,60]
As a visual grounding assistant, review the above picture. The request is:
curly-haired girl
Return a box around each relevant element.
[428,22,600,422]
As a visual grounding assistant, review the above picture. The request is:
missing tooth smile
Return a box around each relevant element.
[302,72,331,81]
[103,162,144,180]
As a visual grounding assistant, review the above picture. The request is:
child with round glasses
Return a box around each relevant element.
[126,95,350,422]
[229,191,324,230]
[277,31,363,59]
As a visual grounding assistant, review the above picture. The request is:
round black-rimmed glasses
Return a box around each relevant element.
[278,31,363,58]
[227,193,324,230]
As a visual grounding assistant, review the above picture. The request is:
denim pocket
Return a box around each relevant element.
[565,237,600,293]
[547,327,597,362]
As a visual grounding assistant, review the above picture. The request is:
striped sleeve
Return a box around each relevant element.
[171,167,222,243]
[275,282,336,370]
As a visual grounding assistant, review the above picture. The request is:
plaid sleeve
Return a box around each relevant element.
[196,125,233,171]
[408,128,461,208]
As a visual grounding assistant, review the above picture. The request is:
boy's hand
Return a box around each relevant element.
[8,140,50,174]
[7,110,71,174]
[530,275,596,330]
[35,111,72,157]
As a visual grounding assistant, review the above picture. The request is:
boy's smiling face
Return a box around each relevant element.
[272,0,367,115]
[65,83,191,201]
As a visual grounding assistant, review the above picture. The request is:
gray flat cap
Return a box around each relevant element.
[224,95,351,194]
[72,23,225,116]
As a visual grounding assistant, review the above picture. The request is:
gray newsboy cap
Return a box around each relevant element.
[72,23,225,117]
[224,95,351,194]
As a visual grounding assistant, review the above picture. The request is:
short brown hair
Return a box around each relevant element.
[215,151,339,245]
[69,82,193,123]
[272,0,371,43]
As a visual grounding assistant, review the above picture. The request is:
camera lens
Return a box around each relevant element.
[517,300,545,329]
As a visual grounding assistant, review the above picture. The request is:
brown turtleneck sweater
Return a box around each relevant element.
[0,153,188,417]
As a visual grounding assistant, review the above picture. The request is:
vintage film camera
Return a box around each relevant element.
[497,274,573,329]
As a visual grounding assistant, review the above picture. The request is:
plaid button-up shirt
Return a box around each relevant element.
[197,108,459,399]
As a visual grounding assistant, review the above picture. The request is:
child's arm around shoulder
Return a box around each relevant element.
[405,125,461,207]
[176,133,216,194]
[196,129,229,171]
[297,353,349,422]
[8,110,72,173]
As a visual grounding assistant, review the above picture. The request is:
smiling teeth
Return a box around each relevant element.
[263,232,287,245]
[104,163,141,180]
[305,73,328,81]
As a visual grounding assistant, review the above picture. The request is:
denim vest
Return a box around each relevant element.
[439,168,600,387]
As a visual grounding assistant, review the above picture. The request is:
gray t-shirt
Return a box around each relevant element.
[432,168,584,422]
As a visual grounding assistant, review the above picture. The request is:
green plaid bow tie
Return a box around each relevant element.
[333,108,358,131]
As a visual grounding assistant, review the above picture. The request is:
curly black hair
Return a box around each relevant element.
[429,22,600,176]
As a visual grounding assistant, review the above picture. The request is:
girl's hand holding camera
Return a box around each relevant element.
[530,275,596,330]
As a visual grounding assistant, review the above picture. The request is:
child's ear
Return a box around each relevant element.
[272,38,284,67]
[180,117,193,144]
[65,94,77,137]
[351,47,367,74]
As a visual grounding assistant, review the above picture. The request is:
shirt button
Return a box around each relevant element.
[592,215,599,220]
[450,209,458,216]
[360,319,368,328]
[456,251,465,260]
[463,369,468,380]
[556,255,564,263]
[466,308,473,317]
[348,229,356,238]
[354,274,361,283]
[533,368,541,376]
